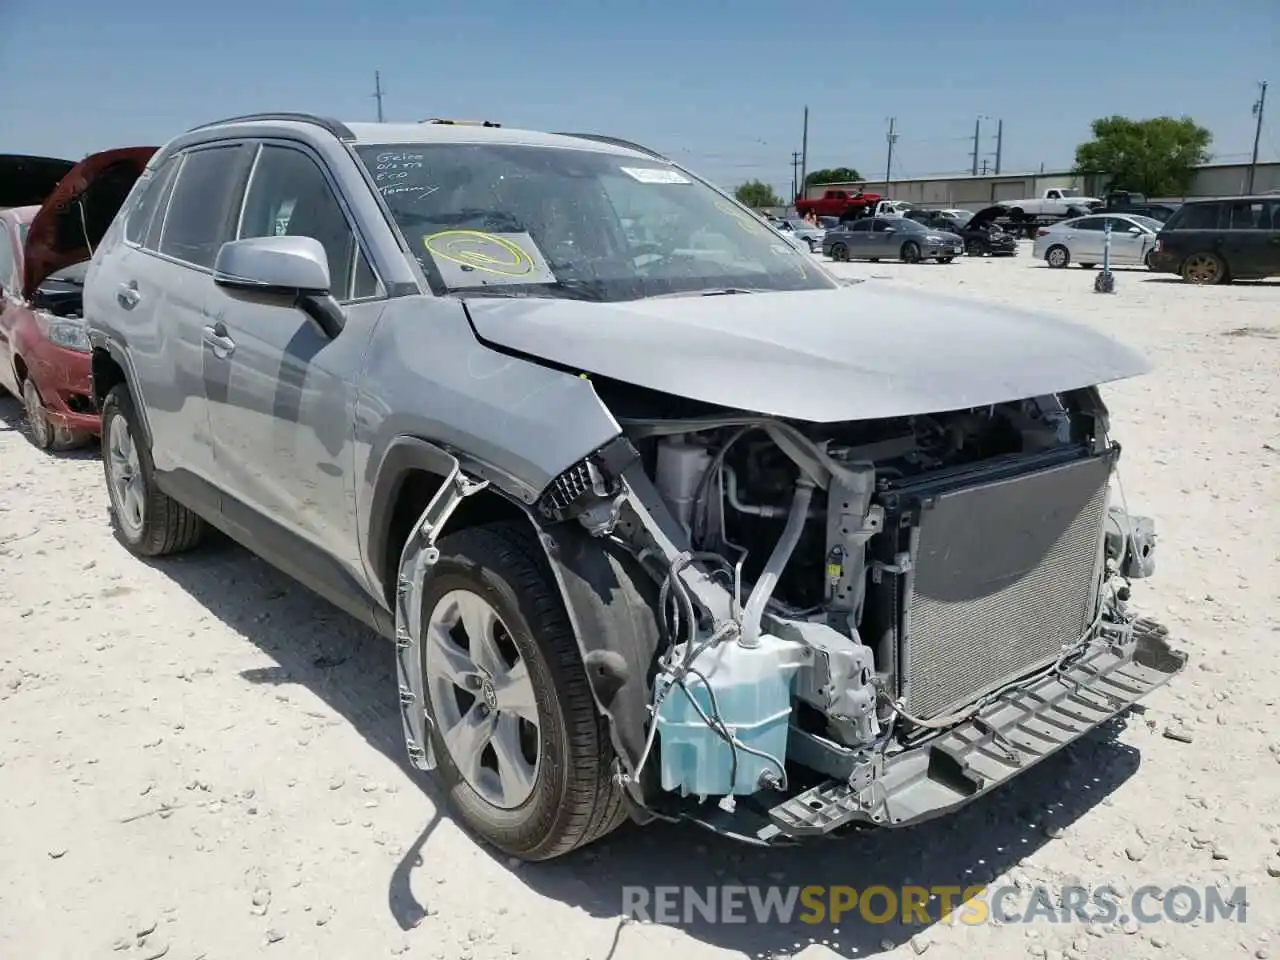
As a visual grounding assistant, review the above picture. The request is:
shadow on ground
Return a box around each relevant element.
[151,532,1143,960]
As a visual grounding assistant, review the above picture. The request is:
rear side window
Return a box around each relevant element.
[124,159,177,246]
[1224,199,1279,230]
[1168,202,1222,230]
[1073,217,1106,231]
[848,220,871,232]
[159,145,248,268]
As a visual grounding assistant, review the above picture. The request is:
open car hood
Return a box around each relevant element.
[966,205,1009,231]
[22,146,156,299]
[0,154,76,209]
[463,285,1151,422]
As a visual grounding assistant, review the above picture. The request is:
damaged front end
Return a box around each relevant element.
[534,383,1186,843]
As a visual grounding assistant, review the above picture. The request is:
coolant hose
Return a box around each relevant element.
[739,478,815,648]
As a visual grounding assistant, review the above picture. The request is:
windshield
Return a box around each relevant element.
[783,219,812,231]
[949,211,973,223]
[356,143,834,301]
[1058,188,1080,198]
[1129,215,1163,232]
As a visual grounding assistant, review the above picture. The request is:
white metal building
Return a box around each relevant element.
[800,160,1280,211]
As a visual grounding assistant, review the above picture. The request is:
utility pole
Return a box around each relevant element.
[791,151,802,204]
[884,117,898,194]
[372,70,385,122]
[800,106,809,199]
[971,117,981,175]
[994,119,1004,174]
[1247,80,1268,194]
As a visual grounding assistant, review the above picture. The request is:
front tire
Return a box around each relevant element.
[900,241,921,263]
[420,522,626,861]
[21,377,89,451]
[101,384,205,556]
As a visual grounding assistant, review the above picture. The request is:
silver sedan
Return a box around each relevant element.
[823,216,965,263]
[1032,213,1164,269]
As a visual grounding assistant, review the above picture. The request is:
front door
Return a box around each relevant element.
[204,142,384,574]
[1103,217,1147,265]
[0,221,22,395]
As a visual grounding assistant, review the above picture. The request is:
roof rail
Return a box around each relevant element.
[419,118,502,127]
[551,132,669,161]
[186,113,355,141]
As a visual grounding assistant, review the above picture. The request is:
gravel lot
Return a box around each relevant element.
[1,246,1277,960]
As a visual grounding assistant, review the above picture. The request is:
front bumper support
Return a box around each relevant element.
[764,619,1186,840]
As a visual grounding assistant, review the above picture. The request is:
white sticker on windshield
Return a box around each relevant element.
[619,166,691,185]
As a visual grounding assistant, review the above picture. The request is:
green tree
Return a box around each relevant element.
[1074,116,1212,196]
[805,167,862,187]
[734,179,781,208]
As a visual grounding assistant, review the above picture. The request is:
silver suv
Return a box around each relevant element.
[81,113,1185,861]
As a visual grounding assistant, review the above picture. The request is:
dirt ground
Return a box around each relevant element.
[1,246,1277,960]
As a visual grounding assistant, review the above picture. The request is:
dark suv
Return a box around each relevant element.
[1150,195,1280,284]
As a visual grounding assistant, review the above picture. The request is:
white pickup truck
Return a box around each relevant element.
[1007,187,1101,219]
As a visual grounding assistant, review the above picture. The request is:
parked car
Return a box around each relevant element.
[1032,213,1164,269]
[823,216,964,263]
[1148,195,1280,284]
[952,206,1019,257]
[905,208,972,231]
[775,217,825,251]
[0,148,155,448]
[80,113,1181,862]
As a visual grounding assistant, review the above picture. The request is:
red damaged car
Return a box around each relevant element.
[0,148,155,449]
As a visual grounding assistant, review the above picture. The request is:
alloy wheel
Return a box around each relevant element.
[424,589,541,810]
[22,380,52,449]
[106,414,146,536]
[1182,253,1223,284]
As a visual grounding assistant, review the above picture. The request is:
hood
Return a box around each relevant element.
[966,205,1008,231]
[22,146,156,298]
[0,154,76,209]
[462,285,1151,423]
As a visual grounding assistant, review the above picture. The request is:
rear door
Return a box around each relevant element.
[1066,216,1107,261]
[124,142,254,481]
[871,218,897,256]
[1220,199,1280,277]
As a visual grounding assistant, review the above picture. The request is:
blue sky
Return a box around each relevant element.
[2,0,1275,194]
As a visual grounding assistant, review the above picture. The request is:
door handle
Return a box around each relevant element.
[117,282,141,310]
[201,324,236,359]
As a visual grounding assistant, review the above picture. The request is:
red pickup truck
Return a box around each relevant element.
[796,188,882,220]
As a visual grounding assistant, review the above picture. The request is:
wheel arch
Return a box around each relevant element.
[89,339,153,449]
[373,435,661,807]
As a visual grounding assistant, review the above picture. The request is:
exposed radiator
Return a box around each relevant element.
[895,453,1114,720]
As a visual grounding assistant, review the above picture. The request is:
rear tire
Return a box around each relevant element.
[101,384,205,556]
[830,243,849,262]
[419,522,626,861]
[1181,252,1227,285]
[1045,245,1070,268]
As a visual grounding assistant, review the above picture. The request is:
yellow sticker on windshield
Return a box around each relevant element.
[423,230,539,277]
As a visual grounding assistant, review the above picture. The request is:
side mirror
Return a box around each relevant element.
[1127,226,1142,235]
[214,235,331,294]
[214,235,344,339]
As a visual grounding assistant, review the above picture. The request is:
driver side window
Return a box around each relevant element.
[238,145,381,302]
